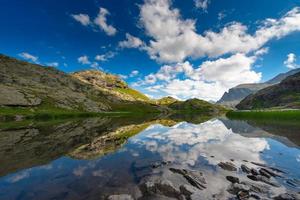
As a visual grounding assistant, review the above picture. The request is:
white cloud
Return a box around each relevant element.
[94,7,117,36]
[90,62,99,68]
[194,0,210,11]
[95,51,115,61]
[119,33,144,48]
[140,0,300,63]
[284,53,298,69]
[71,14,91,26]
[130,70,139,77]
[71,8,117,36]
[46,62,59,67]
[18,52,38,63]
[78,55,91,65]
[140,53,261,101]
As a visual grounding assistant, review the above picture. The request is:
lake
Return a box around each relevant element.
[0,115,299,200]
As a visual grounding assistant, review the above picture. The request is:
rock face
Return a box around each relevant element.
[217,68,300,108]
[0,54,112,111]
[72,70,150,102]
[237,72,300,110]
[217,83,271,108]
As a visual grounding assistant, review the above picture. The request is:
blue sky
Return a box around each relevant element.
[1,0,300,101]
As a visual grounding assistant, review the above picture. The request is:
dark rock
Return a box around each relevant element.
[241,164,251,174]
[169,168,206,190]
[180,184,198,199]
[251,168,259,176]
[218,162,237,171]
[259,169,271,179]
[247,175,279,187]
[226,176,240,184]
[237,190,250,200]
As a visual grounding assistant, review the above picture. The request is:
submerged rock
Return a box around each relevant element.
[140,179,182,199]
[241,164,251,174]
[169,168,206,190]
[218,162,237,171]
[226,176,240,184]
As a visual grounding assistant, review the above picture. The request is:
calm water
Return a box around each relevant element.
[0,116,299,200]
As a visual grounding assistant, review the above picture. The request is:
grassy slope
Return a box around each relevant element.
[113,87,150,101]
[226,110,300,121]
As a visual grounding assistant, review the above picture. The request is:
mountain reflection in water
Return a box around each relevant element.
[0,115,299,200]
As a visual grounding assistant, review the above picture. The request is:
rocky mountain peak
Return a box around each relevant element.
[72,70,128,89]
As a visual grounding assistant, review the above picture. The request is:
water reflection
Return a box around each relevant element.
[0,115,299,200]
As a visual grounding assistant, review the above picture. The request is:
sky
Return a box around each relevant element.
[1,0,300,101]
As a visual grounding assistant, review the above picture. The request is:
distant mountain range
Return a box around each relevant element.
[0,54,226,116]
[237,71,300,109]
[217,68,300,108]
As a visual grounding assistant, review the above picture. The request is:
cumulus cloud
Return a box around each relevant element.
[94,8,117,36]
[194,0,210,11]
[133,119,269,166]
[95,51,115,61]
[130,70,139,77]
[284,53,298,69]
[18,52,38,63]
[71,14,91,26]
[78,55,91,65]
[119,33,144,49]
[71,8,117,36]
[139,0,300,63]
[139,53,261,101]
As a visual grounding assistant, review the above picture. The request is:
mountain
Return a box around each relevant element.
[0,54,226,116]
[236,72,300,110]
[168,98,227,114]
[217,68,300,108]
[155,96,179,105]
[266,68,300,84]
[0,54,156,113]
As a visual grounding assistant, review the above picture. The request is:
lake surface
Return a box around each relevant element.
[0,116,299,200]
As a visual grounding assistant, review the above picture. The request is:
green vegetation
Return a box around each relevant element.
[0,106,130,121]
[113,87,150,101]
[169,98,228,114]
[227,110,300,121]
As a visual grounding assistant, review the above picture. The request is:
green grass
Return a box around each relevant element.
[0,106,131,121]
[114,88,150,101]
[227,110,300,121]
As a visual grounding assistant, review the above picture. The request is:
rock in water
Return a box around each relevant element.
[226,176,240,184]
[218,162,237,171]
[169,168,206,189]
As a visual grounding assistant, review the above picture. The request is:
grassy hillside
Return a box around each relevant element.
[237,72,300,110]
[169,98,228,114]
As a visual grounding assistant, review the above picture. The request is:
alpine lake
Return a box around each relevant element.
[0,114,299,200]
